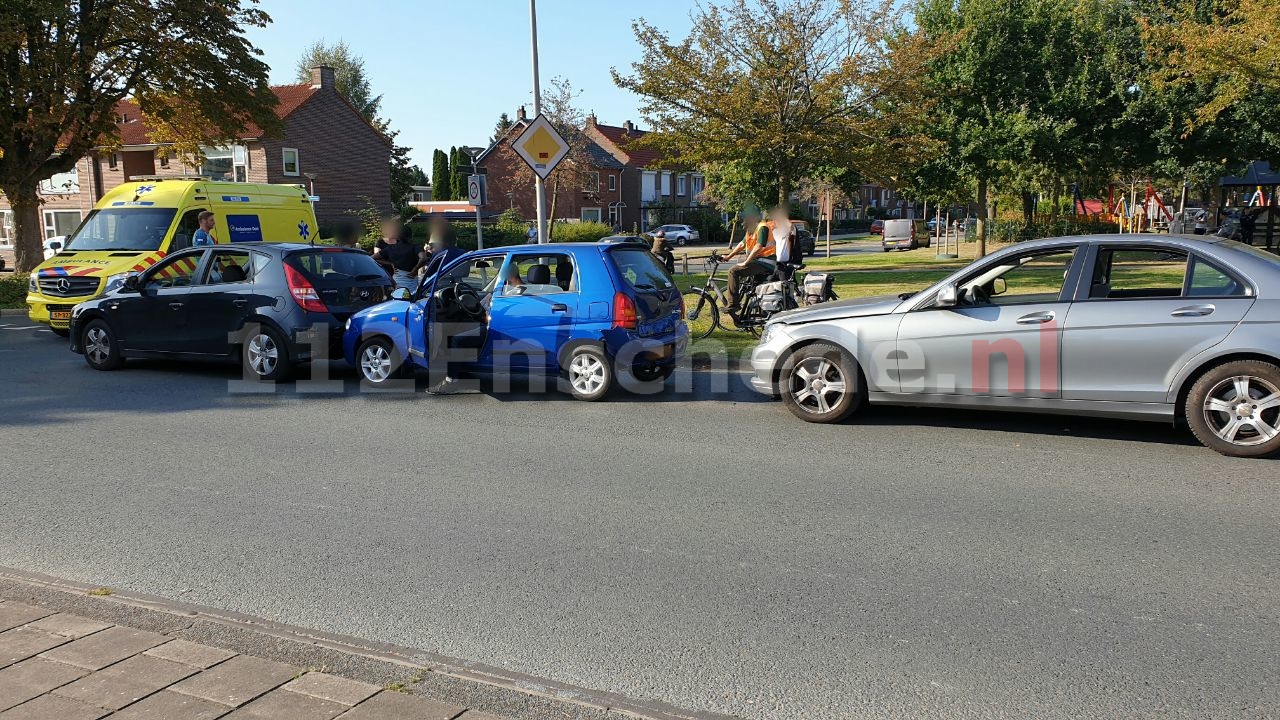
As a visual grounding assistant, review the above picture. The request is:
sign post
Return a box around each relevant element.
[529,0,547,243]
[467,174,487,250]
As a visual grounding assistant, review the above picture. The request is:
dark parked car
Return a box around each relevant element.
[797,228,817,256]
[69,243,393,381]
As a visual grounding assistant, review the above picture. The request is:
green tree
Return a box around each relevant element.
[492,112,514,144]
[0,0,278,272]
[431,149,451,201]
[450,146,468,202]
[295,40,382,120]
[913,0,1148,254]
[613,0,934,208]
[294,40,417,215]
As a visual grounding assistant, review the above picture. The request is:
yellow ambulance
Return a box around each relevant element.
[28,179,319,335]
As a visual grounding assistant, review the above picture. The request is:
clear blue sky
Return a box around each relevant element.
[245,0,695,169]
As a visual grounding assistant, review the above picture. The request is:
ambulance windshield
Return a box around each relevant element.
[63,208,177,252]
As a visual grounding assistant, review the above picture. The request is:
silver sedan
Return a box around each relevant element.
[749,235,1280,457]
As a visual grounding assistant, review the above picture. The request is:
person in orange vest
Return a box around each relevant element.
[722,207,776,316]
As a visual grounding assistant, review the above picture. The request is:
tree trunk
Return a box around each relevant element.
[1050,180,1062,222]
[1021,191,1036,229]
[975,176,989,258]
[547,177,559,241]
[777,172,792,211]
[6,183,44,273]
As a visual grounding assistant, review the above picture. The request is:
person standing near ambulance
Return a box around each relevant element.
[192,211,216,246]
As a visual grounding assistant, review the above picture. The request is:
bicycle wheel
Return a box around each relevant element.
[681,289,719,339]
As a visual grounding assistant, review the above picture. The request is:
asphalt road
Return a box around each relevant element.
[1,322,1277,719]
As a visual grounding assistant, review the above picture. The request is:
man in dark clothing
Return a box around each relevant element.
[418,216,467,285]
[372,217,421,291]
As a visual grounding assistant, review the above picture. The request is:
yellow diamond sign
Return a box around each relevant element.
[512,114,570,179]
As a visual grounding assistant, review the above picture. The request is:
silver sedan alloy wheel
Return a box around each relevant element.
[246,333,278,377]
[1202,375,1280,446]
[360,344,393,383]
[85,326,111,366]
[569,353,607,395]
[789,356,847,415]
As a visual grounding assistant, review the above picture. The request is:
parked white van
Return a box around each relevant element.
[881,219,930,251]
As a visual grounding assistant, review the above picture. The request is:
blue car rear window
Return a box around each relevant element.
[609,248,675,291]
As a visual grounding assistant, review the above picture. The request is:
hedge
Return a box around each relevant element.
[988,218,1120,243]
[1,274,29,310]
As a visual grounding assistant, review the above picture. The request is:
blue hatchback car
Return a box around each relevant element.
[343,243,688,400]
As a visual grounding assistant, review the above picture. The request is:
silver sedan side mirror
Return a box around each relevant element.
[936,283,958,308]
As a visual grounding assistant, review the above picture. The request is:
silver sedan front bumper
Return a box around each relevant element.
[748,323,793,397]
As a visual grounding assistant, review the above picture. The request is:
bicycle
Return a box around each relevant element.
[682,252,807,339]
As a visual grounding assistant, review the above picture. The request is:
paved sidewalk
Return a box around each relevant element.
[0,600,503,720]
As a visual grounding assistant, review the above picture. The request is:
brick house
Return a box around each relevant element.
[477,110,704,233]
[0,66,392,252]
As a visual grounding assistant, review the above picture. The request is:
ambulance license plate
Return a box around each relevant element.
[51,311,72,322]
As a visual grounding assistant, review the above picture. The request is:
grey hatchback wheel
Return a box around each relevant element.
[82,320,123,371]
[242,327,293,382]
[1187,360,1280,457]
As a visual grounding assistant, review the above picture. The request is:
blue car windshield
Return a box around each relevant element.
[63,208,177,252]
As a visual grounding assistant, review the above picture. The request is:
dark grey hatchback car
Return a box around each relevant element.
[68,243,393,381]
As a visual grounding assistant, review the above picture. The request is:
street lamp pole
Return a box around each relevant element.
[530,0,548,244]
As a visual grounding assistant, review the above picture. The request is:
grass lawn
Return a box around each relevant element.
[677,267,957,361]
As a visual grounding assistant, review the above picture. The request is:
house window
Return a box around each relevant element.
[159,152,169,168]
[201,145,247,181]
[608,205,619,228]
[608,174,617,192]
[282,147,300,177]
[0,211,12,246]
[581,208,602,223]
[676,174,687,197]
[660,172,671,196]
[641,172,658,204]
[39,170,80,196]
[43,210,82,239]
[583,171,600,193]
[107,153,118,170]
[691,174,705,202]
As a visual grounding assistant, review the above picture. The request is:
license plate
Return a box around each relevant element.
[51,311,72,322]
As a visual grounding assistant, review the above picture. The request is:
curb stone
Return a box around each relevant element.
[0,567,737,720]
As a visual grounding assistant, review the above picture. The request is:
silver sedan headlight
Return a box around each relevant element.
[759,322,780,345]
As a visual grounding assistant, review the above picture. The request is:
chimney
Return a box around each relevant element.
[586,113,597,127]
[623,120,635,134]
[310,65,336,90]
[516,106,527,122]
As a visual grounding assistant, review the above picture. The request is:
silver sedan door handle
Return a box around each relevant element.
[1171,304,1215,317]
[1016,311,1055,324]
